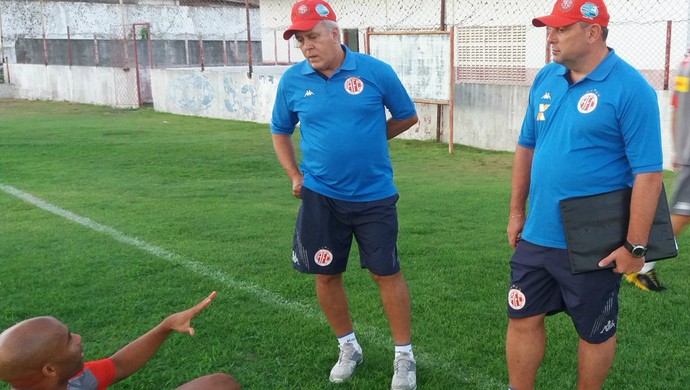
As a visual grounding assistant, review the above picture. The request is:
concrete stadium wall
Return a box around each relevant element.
[5,63,675,170]
[149,67,277,123]
[148,66,675,168]
[148,67,451,141]
[10,64,138,108]
[0,83,16,99]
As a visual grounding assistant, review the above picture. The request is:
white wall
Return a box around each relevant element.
[4,64,676,170]
[149,67,276,123]
[10,63,138,108]
[147,65,676,169]
[0,83,15,99]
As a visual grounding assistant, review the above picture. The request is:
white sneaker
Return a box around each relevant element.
[391,352,417,390]
[329,343,363,383]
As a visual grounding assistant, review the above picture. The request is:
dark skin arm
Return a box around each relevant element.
[111,291,217,383]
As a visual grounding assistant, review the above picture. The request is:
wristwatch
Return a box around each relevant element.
[624,240,648,258]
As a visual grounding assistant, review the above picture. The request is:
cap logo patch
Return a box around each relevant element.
[314,248,333,266]
[560,0,573,11]
[315,3,330,17]
[344,77,364,95]
[580,3,599,19]
[297,4,308,14]
[508,288,526,310]
[578,92,598,114]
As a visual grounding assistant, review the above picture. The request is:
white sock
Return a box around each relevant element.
[641,262,656,274]
[395,343,414,360]
[337,331,361,352]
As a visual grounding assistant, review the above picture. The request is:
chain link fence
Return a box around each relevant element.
[260,0,690,89]
[1,0,689,90]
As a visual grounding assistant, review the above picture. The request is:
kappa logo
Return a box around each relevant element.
[599,320,616,334]
[541,92,551,100]
[304,89,315,97]
[508,288,526,310]
[578,92,599,114]
[537,103,550,121]
[314,248,333,267]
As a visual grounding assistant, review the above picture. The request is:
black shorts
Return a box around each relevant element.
[291,187,401,276]
[507,240,622,344]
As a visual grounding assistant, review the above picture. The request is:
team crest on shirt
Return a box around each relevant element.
[577,91,599,114]
[508,287,526,310]
[314,248,333,266]
[344,77,364,95]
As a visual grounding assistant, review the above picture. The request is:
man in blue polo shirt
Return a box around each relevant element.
[271,1,418,389]
[505,0,663,388]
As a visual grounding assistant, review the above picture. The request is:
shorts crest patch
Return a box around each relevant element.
[314,248,333,266]
[508,287,526,310]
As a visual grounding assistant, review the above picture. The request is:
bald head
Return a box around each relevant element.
[0,317,83,388]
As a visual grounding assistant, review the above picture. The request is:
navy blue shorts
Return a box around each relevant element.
[507,240,622,344]
[291,187,401,276]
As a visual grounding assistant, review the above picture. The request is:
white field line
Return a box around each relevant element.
[0,183,503,389]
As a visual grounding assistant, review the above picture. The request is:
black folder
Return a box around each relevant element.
[559,185,678,274]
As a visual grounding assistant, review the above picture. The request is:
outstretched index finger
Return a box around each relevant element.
[191,291,217,314]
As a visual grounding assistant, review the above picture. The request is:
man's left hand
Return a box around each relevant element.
[598,246,645,274]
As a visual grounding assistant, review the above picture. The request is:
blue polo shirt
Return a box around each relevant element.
[271,45,417,202]
[519,49,663,249]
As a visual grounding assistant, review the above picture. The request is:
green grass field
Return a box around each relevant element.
[1,100,688,389]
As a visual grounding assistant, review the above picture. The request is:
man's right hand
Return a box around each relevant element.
[507,214,526,249]
[291,173,304,199]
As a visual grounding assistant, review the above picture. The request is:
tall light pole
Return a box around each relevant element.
[0,2,5,64]
[245,0,253,78]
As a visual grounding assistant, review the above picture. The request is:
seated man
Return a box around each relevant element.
[0,291,240,390]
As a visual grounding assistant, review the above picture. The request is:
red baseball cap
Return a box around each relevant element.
[283,0,337,40]
[532,0,609,28]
